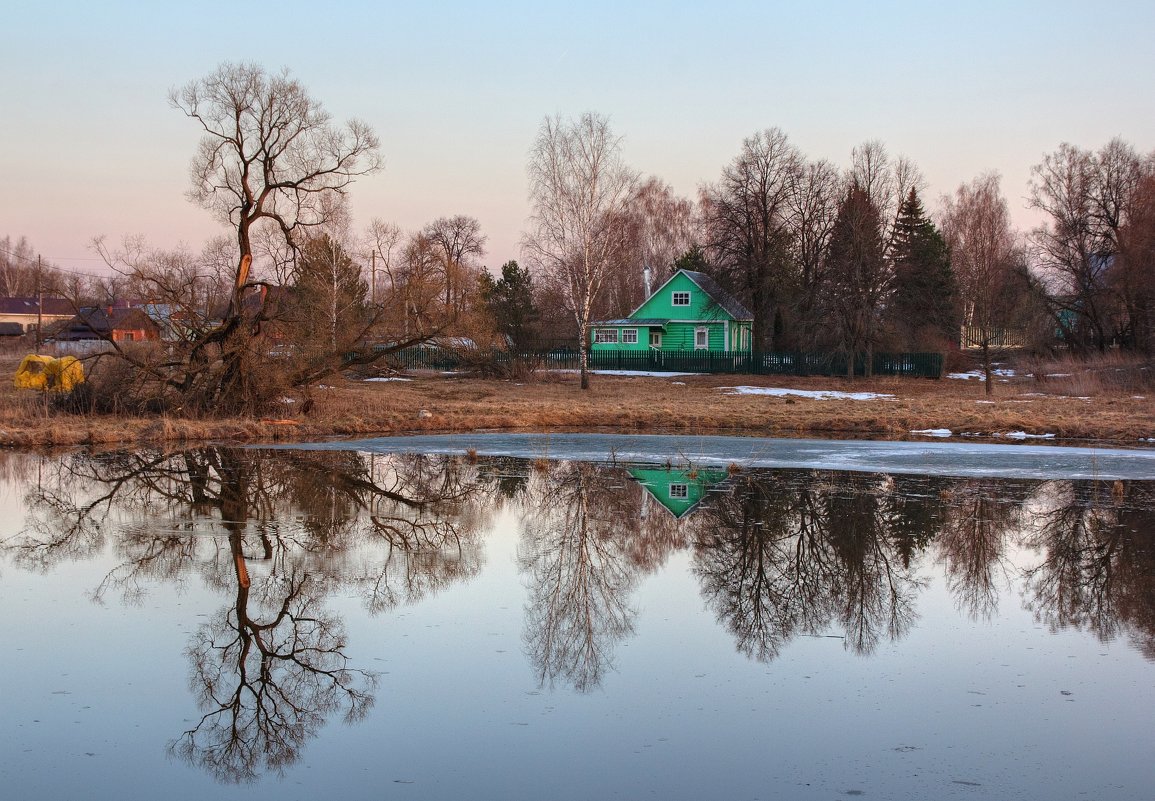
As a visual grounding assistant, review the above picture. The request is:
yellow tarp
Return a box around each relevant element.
[13,355,85,392]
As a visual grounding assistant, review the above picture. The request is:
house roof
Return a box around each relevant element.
[678,271,754,321]
[594,318,668,327]
[57,307,160,340]
[0,296,74,316]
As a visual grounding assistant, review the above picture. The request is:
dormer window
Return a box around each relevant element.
[672,291,690,307]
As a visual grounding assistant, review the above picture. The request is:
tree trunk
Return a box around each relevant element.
[579,337,590,390]
[982,340,993,396]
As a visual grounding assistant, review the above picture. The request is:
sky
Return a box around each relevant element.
[3,0,1154,279]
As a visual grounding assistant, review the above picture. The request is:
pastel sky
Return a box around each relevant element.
[4,0,1154,277]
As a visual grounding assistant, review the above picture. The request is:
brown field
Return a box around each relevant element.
[0,352,1152,449]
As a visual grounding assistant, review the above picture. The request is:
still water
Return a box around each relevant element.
[0,442,1153,800]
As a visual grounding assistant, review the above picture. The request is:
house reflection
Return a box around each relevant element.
[628,465,731,520]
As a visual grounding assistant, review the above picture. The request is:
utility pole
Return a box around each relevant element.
[36,254,43,351]
[371,250,378,306]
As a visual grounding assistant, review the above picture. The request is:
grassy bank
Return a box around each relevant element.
[1,355,1151,449]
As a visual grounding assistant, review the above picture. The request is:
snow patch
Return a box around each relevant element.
[722,386,895,401]
[1000,431,1056,440]
[547,369,697,378]
[364,376,412,382]
[911,428,953,437]
[948,368,1016,381]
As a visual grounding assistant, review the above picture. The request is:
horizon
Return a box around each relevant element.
[4,1,1154,278]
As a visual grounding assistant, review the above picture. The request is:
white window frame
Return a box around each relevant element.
[669,483,689,499]
[694,326,709,349]
[594,328,618,344]
[649,330,662,348]
[672,290,691,307]
[622,328,638,344]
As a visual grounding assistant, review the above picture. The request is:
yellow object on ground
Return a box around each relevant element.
[13,355,85,392]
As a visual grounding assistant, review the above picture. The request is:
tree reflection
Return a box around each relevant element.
[519,461,642,692]
[933,479,1033,620]
[692,470,927,661]
[174,568,374,783]
[1020,480,1155,659]
[7,446,1155,766]
[7,446,494,782]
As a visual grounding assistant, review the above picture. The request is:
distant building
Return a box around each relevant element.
[0,296,74,334]
[57,306,161,343]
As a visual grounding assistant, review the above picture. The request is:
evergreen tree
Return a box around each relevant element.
[671,245,710,274]
[826,183,887,377]
[291,234,369,356]
[887,188,958,349]
[480,260,539,349]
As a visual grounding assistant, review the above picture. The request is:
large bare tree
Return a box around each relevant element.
[523,113,637,389]
[168,62,381,409]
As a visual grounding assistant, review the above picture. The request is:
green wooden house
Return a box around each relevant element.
[628,465,730,519]
[591,270,754,354]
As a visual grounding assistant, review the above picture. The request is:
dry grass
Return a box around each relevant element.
[0,354,1152,449]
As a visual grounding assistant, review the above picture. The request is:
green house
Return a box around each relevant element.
[628,465,730,519]
[591,270,754,353]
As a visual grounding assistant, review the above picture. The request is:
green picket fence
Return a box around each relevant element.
[380,346,943,378]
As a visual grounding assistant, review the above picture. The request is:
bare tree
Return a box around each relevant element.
[850,140,924,249]
[788,158,842,345]
[941,173,1025,393]
[168,62,381,409]
[424,215,487,319]
[701,128,800,349]
[1116,174,1155,352]
[362,219,404,307]
[1029,139,1151,350]
[522,113,638,389]
[631,178,698,283]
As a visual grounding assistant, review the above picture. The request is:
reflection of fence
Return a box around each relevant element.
[383,347,944,378]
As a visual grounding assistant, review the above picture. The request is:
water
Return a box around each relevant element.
[1,442,1153,800]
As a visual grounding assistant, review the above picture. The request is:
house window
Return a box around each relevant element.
[694,327,709,349]
[672,291,690,307]
[649,331,662,348]
[622,328,638,344]
[669,483,689,499]
[594,329,618,344]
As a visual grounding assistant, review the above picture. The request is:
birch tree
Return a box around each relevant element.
[523,113,637,389]
[941,174,1025,394]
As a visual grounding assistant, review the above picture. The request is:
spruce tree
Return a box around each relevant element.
[888,188,958,349]
[826,183,887,377]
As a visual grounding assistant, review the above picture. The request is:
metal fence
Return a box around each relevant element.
[382,346,944,378]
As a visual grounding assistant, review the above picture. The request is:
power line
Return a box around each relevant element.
[0,246,114,281]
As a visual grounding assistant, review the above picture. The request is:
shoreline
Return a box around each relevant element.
[2,371,1152,452]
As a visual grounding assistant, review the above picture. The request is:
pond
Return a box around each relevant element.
[1,438,1153,800]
